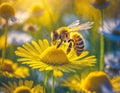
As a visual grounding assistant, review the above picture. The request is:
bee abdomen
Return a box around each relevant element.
[74,35,84,56]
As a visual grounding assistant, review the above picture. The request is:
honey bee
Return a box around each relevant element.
[51,20,94,56]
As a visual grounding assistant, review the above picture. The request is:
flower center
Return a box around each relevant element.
[31,4,44,17]
[26,25,37,31]
[82,72,113,93]
[13,86,32,93]
[1,61,14,73]
[40,46,69,65]
[0,3,15,19]
[92,0,109,5]
[113,29,120,36]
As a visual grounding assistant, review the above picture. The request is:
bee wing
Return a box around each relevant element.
[68,20,80,28]
[69,22,94,32]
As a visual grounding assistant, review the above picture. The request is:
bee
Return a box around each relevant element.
[51,20,94,56]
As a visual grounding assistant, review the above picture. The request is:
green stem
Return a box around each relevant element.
[1,19,8,66]
[100,9,104,71]
[57,77,60,89]
[44,71,48,93]
[52,70,55,93]
[69,90,73,93]
[43,71,49,93]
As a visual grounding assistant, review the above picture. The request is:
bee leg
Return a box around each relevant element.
[67,39,74,54]
[57,40,63,48]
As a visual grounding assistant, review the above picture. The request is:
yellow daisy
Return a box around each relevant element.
[63,71,120,93]
[0,58,29,78]
[0,80,44,93]
[15,39,96,72]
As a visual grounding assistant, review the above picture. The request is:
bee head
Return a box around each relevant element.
[51,30,59,45]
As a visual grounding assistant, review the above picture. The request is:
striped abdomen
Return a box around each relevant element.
[72,34,84,56]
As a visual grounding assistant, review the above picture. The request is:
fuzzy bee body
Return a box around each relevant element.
[51,20,93,56]
[72,33,84,56]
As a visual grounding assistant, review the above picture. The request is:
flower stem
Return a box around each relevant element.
[100,9,104,71]
[57,77,60,89]
[1,19,8,66]
[52,70,55,93]
[44,71,48,93]
[44,72,48,86]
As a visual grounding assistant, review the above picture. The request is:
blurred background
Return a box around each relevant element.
[0,0,120,93]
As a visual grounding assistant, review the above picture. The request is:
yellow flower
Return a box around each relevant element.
[0,80,44,93]
[91,0,109,5]
[91,0,110,9]
[0,2,16,21]
[30,3,44,17]
[15,39,96,72]
[63,71,120,93]
[0,58,29,78]
[82,71,113,93]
